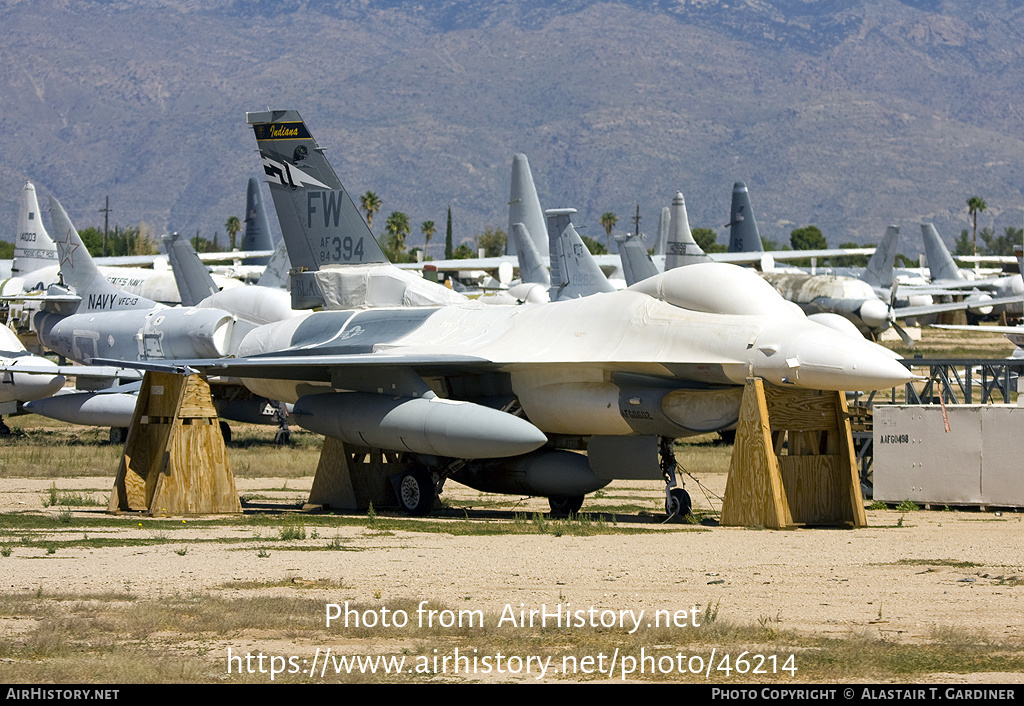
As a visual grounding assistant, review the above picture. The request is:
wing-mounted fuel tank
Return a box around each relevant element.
[291,392,548,459]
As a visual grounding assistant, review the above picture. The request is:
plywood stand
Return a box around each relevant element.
[721,377,866,529]
[307,439,403,510]
[108,371,240,515]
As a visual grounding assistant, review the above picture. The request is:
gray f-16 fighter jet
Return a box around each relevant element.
[108,110,915,517]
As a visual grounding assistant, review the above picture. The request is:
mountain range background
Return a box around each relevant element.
[3,0,1024,258]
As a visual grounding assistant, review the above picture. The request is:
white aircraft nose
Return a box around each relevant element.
[749,321,916,391]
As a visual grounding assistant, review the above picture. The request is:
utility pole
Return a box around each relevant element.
[632,204,641,237]
[99,196,111,257]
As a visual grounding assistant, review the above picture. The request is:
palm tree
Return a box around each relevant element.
[360,191,382,228]
[225,215,241,251]
[600,211,618,249]
[967,196,987,257]
[421,220,436,258]
[385,211,411,258]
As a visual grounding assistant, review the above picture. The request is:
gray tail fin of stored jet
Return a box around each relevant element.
[512,223,549,286]
[547,208,616,301]
[164,232,219,307]
[665,191,712,271]
[239,177,274,265]
[653,206,670,256]
[12,183,58,277]
[507,153,548,258]
[616,233,659,286]
[47,196,157,312]
[727,181,763,253]
[256,239,291,290]
[246,110,388,271]
[921,223,966,282]
[859,225,900,289]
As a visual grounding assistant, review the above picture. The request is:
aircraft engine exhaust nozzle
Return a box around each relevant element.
[292,392,548,459]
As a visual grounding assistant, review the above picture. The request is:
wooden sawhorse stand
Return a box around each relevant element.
[721,377,866,529]
[108,371,240,515]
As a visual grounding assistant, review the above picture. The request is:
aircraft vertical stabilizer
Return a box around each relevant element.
[727,181,763,253]
[859,225,900,290]
[921,224,967,282]
[12,183,58,277]
[256,239,291,290]
[616,233,659,286]
[507,154,547,258]
[665,191,711,271]
[240,177,274,265]
[246,110,388,271]
[653,206,670,257]
[48,197,158,313]
[547,209,616,301]
[512,223,549,286]
[164,232,219,307]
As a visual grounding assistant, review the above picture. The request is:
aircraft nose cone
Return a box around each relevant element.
[858,298,891,330]
[788,327,915,390]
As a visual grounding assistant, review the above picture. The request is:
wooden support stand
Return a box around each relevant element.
[108,371,240,515]
[307,438,405,510]
[721,378,866,529]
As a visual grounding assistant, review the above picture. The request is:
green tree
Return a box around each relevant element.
[225,215,242,251]
[580,234,608,255]
[360,191,382,228]
[600,212,617,249]
[967,196,987,257]
[383,211,412,262]
[476,226,507,257]
[421,220,436,259]
[790,225,827,251]
[980,227,1021,257]
[692,227,727,253]
[452,242,474,259]
[445,206,453,259]
[954,229,973,257]
[0,240,14,259]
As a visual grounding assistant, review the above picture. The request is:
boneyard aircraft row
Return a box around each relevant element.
[87,109,917,517]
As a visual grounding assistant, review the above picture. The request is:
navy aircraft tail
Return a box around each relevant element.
[858,225,900,290]
[12,183,58,278]
[164,232,219,307]
[246,110,389,271]
[921,223,967,282]
[727,181,763,253]
[547,209,616,301]
[239,177,275,265]
[48,196,157,313]
[665,191,712,271]
[507,154,548,258]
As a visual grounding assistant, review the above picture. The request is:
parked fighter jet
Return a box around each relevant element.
[0,324,65,434]
[100,109,915,518]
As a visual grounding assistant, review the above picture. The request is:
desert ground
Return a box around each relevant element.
[1,411,1022,684]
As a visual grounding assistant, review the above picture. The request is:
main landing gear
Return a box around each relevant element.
[660,437,691,519]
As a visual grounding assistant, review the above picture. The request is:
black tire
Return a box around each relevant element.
[666,488,692,518]
[274,429,291,446]
[219,421,232,443]
[109,427,129,445]
[549,495,584,516]
[398,467,434,516]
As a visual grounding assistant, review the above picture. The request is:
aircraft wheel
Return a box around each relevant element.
[109,427,129,445]
[398,467,434,516]
[549,495,584,516]
[274,429,291,446]
[219,421,232,443]
[666,488,691,518]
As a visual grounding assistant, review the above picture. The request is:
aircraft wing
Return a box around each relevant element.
[895,293,1024,319]
[92,250,275,268]
[709,248,876,264]
[0,363,143,380]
